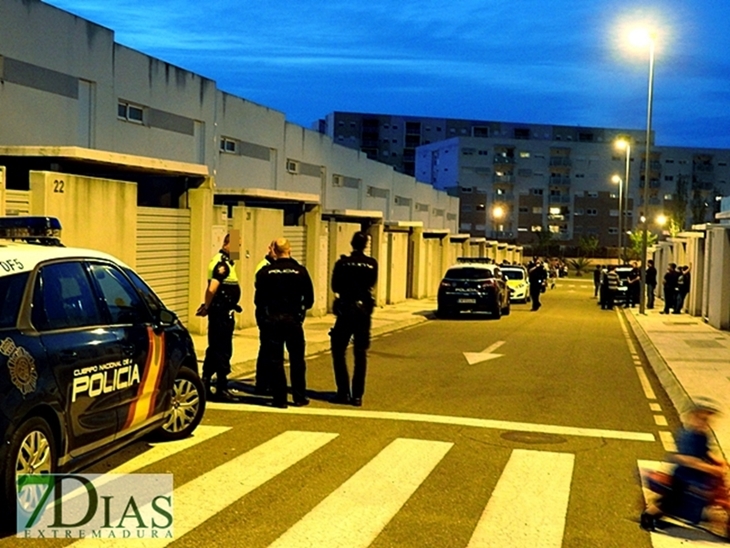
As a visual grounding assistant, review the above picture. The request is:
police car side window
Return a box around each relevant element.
[32,262,104,331]
[123,268,163,313]
[0,272,29,329]
[89,264,150,325]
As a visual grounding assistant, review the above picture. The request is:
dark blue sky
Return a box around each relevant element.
[46,0,730,149]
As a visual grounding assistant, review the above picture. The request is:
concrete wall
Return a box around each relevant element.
[29,171,137,265]
[706,228,730,330]
[386,232,409,304]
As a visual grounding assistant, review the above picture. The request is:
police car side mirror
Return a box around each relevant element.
[157,309,177,327]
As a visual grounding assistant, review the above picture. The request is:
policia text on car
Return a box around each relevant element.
[197,233,242,402]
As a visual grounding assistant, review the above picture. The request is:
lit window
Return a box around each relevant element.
[519,151,531,158]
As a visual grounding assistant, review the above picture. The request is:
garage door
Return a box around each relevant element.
[283,226,307,267]
[5,190,31,216]
[136,207,191,324]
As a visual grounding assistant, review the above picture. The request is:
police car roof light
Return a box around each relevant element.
[0,216,64,246]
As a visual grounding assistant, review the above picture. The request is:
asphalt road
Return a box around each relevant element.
[4,278,693,547]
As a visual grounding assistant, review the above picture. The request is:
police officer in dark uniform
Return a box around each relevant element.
[255,238,314,408]
[197,233,242,402]
[330,231,378,407]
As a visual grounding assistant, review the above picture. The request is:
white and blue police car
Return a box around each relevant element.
[0,217,205,531]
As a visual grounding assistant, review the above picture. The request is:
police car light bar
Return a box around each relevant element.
[0,216,63,246]
[456,257,494,264]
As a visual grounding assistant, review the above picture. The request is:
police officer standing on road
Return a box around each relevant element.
[255,238,314,408]
[197,233,242,402]
[330,232,378,407]
[528,258,547,311]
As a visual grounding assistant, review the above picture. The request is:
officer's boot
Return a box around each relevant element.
[214,377,238,403]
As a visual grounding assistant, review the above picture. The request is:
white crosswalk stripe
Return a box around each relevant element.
[467,449,575,548]
[71,430,338,547]
[268,438,453,548]
[55,429,649,547]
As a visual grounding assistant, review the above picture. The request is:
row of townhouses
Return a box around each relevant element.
[319,112,730,249]
[0,0,513,335]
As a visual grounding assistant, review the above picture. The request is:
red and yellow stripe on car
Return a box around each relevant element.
[123,327,166,429]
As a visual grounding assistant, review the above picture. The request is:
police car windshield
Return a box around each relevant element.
[445,267,494,280]
[501,269,524,280]
[0,272,29,329]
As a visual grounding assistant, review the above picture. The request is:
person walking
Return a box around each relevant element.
[646,259,658,309]
[253,240,276,395]
[660,263,680,315]
[593,265,602,298]
[197,232,242,402]
[674,265,691,314]
[528,259,547,311]
[330,231,378,407]
[604,265,619,310]
[255,238,314,408]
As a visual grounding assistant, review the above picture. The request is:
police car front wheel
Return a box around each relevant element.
[156,367,206,441]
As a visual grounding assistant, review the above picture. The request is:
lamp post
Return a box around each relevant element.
[615,138,631,263]
[611,175,623,260]
[632,28,656,315]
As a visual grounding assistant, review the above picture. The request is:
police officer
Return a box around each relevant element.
[330,231,378,407]
[528,258,547,311]
[255,238,314,408]
[197,233,242,402]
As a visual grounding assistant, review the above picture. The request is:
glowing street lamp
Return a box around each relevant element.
[656,213,667,226]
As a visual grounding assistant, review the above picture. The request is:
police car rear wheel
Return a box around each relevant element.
[3,417,56,531]
[157,367,205,441]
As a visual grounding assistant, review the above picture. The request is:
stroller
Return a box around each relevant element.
[640,460,730,540]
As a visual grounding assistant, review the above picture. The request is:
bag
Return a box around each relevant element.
[645,469,674,498]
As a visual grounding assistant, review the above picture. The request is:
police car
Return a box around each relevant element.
[436,258,511,318]
[500,265,530,303]
[0,217,205,529]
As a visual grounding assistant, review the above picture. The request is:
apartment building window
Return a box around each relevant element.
[665,159,674,163]
[462,205,473,212]
[587,191,598,198]
[519,207,529,213]
[478,150,489,156]
[462,148,476,155]
[473,126,489,137]
[587,208,597,215]
[664,194,673,200]
[531,188,543,195]
[575,208,584,215]
[514,128,530,140]
[219,137,237,153]
[118,101,144,123]
[679,160,688,165]
[383,124,390,129]
[575,173,585,178]
[460,186,473,193]
[476,204,486,211]
[664,175,674,181]
[608,227,619,234]
[719,162,727,167]
[286,159,300,174]
[519,151,531,158]
[531,226,543,232]
[532,207,543,214]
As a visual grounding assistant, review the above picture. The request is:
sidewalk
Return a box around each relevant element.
[624,304,730,458]
[190,298,436,380]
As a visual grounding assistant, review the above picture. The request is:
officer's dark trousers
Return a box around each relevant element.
[530,287,542,310]
[264,320,307,404]
[330,312,372,399]
[203,310,234,389]
[254,312,270,391]
[647,283,656,309]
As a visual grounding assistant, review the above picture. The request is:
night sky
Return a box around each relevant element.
[45,0,730,149]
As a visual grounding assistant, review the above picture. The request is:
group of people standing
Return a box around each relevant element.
[592,259,690,313]
[197,231,378,409]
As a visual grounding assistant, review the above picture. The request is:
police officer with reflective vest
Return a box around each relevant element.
[330,231,378,407]
[196,233,242,402]
[255,238,314,408]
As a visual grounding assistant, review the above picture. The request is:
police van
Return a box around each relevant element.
[0,217,205,529]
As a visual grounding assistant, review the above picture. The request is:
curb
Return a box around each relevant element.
[622,308,724,454]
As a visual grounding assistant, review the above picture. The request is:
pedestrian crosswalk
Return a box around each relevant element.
[59,426,660,547]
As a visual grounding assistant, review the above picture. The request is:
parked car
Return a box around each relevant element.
[437,259,511,318]
[0,217,205,531]
[500,265,530,303]
[601,265,635,306]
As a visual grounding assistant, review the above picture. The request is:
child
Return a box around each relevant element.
[641,396,729,534]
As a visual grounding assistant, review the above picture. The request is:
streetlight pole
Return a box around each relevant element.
[622,143,631,263]
[639,32,655,315]
[612,175,623,260]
